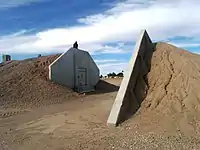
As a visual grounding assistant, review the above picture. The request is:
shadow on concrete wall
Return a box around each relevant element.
[87,80,119,95]
[117,43,157,125]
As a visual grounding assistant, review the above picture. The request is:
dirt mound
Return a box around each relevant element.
[128,42,200,135]
[144,42,200,112]
[0,54,80,109]
[145,43,200,112]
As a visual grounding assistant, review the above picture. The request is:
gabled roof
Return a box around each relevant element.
[49,47,92,68]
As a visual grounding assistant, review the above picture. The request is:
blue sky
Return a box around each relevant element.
[0,0,200,75]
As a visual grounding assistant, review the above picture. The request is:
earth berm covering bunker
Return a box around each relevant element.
[108,30,200,133]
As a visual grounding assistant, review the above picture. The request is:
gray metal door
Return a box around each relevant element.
[77,68,87,92]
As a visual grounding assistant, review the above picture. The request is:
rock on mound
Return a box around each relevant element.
[130,42,200,134]
[0,54,79,109]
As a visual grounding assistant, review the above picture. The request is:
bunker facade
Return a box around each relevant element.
[2,54,11,62]
[49,47,99,93]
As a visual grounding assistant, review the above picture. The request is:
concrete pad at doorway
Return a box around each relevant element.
[107,29,154,127]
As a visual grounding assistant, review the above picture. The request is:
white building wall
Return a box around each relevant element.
[87,53,100,86]
[49,47,99,92]
[49,48,74,88]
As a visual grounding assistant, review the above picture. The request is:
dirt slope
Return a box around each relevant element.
[127,42,200,135]
[1,43,200,149]
[0,54,79,109]
[144,42,200,112]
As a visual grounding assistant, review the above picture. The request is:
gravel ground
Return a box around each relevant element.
[1,43,200,149]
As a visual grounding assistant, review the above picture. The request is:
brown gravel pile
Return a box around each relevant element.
[127,42,200,135]
[0,54,79,109]
[144,42,200,113]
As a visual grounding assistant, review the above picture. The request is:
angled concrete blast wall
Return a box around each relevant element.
[107,29,154,126]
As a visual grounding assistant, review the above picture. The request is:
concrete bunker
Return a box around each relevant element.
[107,29,154,126]
[2,54,11,62]
[49,46,100,93]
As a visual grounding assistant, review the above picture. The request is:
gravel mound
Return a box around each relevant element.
[0,54,79,109]
[144,42,200,112]
[128,42,200,135]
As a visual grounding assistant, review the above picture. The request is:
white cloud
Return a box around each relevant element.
[0,0,48,9]
[93,44,131,54]
[193,52,200,55]
[78,14,106,25]
[1,0,200,75]
[13,0,196,51]
[0,34,130,55]
[93,58,129,75]
[169,42,200,48]
[99,62,128,75]
[1,30,30,39]
[94,59,122,63]
[0,32,39,54]
[1,0,200,57]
